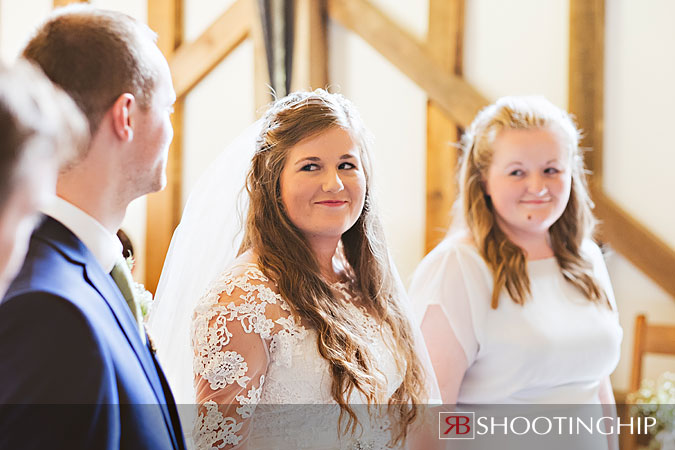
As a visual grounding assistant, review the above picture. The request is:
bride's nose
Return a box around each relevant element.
[322,169,344,193]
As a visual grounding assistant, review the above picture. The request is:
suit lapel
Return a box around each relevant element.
[83,263,182,449]
[83,260,164,390]
[35,217,181,448]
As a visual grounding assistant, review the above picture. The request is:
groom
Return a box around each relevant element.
[0,6,184,449]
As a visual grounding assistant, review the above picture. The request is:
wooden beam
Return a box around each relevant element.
[327,0,487,128]
[630,314,646,392]
[291,0,328,91]
[594,192,675,298]
[569,0,605,178]
[53,0,87,6]
[428,0,463,73]
[146,0,183,293]
[425,0,464,253]
[170,0,252,99]
[569,0,675,299]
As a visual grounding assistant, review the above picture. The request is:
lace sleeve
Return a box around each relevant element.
[191,266,287,449]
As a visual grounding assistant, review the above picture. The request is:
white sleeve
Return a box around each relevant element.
[192,267,291,449]
[582,240,619,314]
[408,241,491,365]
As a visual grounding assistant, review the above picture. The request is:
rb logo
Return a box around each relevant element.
[439,412,475,440]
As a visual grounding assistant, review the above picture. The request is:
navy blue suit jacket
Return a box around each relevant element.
[0,216,185,450]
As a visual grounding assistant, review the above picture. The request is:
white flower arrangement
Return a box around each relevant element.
[125,255,154,319]
[628,372,675,450]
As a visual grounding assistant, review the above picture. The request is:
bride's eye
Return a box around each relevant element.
[338,162,356,170]
[301,163,319,171]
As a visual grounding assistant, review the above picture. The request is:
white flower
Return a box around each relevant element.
[133,282,154,319]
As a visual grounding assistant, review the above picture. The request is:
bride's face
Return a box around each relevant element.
[279,127,366,243]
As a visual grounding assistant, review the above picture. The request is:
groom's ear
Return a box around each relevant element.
[110,93,135,142]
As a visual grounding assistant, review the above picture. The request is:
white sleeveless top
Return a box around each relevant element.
[409,237,623,404]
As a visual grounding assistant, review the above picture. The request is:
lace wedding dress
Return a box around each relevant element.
[191,263,405,450]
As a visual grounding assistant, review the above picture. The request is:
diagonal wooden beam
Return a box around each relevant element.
[327,0,487,128]
[170,0,253,99]
[425,0,464,253]
[594,192,675,297]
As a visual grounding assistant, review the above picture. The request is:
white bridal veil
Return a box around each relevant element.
[146,120,441,406]
[146,121,262,404]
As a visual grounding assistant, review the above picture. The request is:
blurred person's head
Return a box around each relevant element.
[22,5,176,222]
[0,59,88,297]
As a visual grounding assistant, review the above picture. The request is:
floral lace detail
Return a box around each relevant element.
[192,264,308,449]
[191,263,404,449]
[192,266,305,386]
[269,314,308,368]
[348,303,382,342]
[203,350,249,390]
[332,281,382,341]
[235,375,265,418]
[193,400,243,449]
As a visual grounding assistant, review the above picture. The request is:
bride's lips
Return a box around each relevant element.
[315,200,348,207]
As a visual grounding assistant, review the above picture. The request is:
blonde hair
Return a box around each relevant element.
[459,95,607,308]
[240,89,426,444]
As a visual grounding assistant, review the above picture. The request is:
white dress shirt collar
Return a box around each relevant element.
[41,196,123,273]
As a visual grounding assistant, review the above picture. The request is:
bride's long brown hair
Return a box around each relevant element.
[239,89,426,444]
[459,96,608,309]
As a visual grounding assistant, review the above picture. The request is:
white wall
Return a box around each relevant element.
[463,0,569,108]
[603,0,675,390]
[182,41,256,206]
[0,0,51,62]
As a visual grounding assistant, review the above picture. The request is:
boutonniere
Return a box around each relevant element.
[125,255,154,319]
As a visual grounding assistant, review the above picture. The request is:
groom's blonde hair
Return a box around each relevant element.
[240,89,426,446]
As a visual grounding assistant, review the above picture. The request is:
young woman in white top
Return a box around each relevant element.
[409,96,622,433]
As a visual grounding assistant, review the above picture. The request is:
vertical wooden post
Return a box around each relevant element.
[425,0,464,253]
[569,0,604,186]
[146,0,183,292]
[291,0,328,91]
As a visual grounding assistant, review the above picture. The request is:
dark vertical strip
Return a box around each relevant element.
[257,0,276,93]
[283,0,295,94]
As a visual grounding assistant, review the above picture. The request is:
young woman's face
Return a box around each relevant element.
[484,127,572,240]
[280,127,366,244]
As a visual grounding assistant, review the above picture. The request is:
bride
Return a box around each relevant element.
[148,90,437,449]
